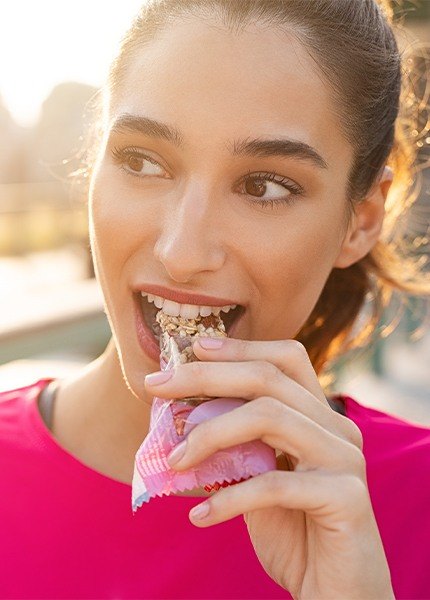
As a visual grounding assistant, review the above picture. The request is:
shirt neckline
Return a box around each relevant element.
[27,378,206,500]
[27,378,358,498]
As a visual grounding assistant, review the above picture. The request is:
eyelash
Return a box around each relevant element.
[110,146,304,209]
[240,169,303,208]
[111,146,161,172]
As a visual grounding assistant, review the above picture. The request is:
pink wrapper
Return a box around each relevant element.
[132,329,276,512]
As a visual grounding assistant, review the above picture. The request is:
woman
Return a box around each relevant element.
[1,0,429,598]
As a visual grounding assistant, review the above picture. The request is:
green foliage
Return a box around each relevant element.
[394,0,430,21]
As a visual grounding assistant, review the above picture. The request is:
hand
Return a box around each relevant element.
[145,338,395,600]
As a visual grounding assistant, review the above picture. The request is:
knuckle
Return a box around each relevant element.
[349,422,364,451]
[283,341,312,377]
[251,395,284,419]
[323,474,370,528]
[339,417,364,450]
[287,340,309,361]
[346,443,367,476]
[333,438,366,476]
[342,474,368,504]
[253,360,282,391]
[185,361,206,392]
[231,337,249,360]
[262,470,289,498]
[187,360,203,379]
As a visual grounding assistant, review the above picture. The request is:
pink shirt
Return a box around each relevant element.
[0,378,429,599]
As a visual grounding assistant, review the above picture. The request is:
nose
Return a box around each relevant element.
[153,187,226,283]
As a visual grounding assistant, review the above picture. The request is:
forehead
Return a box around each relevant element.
[110,17,351,167]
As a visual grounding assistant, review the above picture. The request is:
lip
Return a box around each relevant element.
[133,283,243,308]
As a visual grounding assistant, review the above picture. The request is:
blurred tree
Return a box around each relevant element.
[394,0,430,21]
[26,81,98,183]
[0,94,27,183]
[405,2,430,20]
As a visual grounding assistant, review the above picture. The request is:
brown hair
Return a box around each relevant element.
[77,0,430,387]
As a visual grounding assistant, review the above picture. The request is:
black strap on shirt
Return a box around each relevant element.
[38,379,60,431]
[327,395,346,416]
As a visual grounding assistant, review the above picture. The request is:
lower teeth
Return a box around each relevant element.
[151,319,162,342]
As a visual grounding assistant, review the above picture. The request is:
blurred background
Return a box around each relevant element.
[0,1,429,424]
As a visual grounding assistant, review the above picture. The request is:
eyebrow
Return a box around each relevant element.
[110,113,328,169]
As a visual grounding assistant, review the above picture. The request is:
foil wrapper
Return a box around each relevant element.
[131,311,277,512]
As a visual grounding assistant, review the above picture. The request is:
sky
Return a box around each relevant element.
[1,2,428,129]
[0,0,145,127]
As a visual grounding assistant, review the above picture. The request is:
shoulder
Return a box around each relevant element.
[0,378,52,438]
[336,393,430,471]
[0,377,49,405]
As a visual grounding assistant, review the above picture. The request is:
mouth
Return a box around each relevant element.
[133,291,245,361]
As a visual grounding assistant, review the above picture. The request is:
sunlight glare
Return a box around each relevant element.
[0,0,146,126]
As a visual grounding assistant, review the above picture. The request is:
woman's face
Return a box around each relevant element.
[89,17,355,392]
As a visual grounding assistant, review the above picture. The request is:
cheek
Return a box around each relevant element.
[251,213,341,286]
[89,168,154,279]
[246,211,345,337]
[89,189,120,281]
[87,177,142,318]
[263,240,333,304]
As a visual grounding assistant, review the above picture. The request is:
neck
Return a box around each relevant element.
[51,338,152,485]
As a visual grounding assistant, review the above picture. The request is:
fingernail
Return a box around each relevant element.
[145,370,174,385]
[167,440,187,466]
[197,337,225,349]
[189,502,210,520]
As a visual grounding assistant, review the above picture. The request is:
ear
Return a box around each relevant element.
[334,166,394,269]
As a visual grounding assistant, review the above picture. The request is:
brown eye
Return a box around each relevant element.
[244,177,266,197]
[128,156,144,172]
[125,155,163,176]
[237,171,304,209]
[111,147,166,178]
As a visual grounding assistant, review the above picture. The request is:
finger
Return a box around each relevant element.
[145,359,360,447]
[165,396,365,474]
[188,470,370,527]
[212,339,363,451]
[193,337,327,405]
[147,359,317,408]
[192,337,364,448]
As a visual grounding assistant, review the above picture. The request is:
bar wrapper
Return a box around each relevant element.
[132,311,276,512]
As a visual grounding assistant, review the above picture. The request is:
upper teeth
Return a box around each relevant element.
[141,292,237,319]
